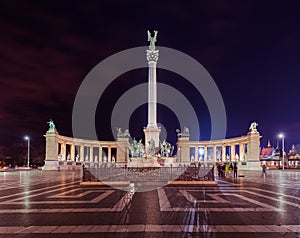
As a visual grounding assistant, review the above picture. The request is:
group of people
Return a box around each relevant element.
[217,161,268,179]
[217,162,238,179]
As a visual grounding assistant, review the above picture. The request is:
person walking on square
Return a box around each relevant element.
[233,162,238,179]
[221,164,225,177]
[217,162,222,177]
[229,162,233,177]
[225,163,230,177]
[262,162,267,177]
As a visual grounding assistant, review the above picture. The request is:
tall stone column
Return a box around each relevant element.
[144,30,161,154]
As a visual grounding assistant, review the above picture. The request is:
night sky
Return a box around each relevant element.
[1,1,300,151]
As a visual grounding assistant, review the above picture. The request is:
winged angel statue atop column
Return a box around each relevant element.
[147,30,158,50]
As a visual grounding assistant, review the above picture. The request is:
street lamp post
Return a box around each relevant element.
[24,136,30,168]
[278,134,285,170]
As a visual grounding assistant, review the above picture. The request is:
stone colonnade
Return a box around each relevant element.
[43,127,261,170]
[57,139,115,163]
[177,130,261,164]
[43,128,129,170]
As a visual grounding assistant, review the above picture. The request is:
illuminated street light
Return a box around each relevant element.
[24,136,30,168]
[278,133,285,170]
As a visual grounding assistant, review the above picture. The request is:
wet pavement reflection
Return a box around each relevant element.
[0,169,299,237]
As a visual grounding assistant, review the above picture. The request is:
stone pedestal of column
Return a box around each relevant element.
[144,127,161,153]
[247,131,261,161]
[116,137,129,163]
[176,137,190,163]
[42,128,59,170]
[242,130,261,170]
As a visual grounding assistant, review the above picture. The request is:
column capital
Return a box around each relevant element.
[146,50,159,63]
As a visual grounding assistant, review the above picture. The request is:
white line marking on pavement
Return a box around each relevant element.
[0,181,80,201]
[157,188,282,212]
[179,190,229,203]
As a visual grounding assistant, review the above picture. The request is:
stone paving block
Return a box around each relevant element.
[0,226,24,233]
[51,225,76,233]
[283,225,300,232]
[233,225,256,232]
[204,225,218,232]
[215,225,237,232]
[126,224,145,232]
[180,224,194,233]
[32,226,58,233]
[145,224,163,232]
[89,225,111,232]
[70,225,94,233]
[16,226,41,233]
[248,225,272,232]
[162,224,181,232]
[267,225,293,232]
[109,224,127,232]
[192,226,203,232]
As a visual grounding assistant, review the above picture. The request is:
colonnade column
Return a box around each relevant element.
[70,144,75,161]
[222,145,226,161]
[231,145,235,161]
[99,147,102,162]
[108,147,111,162]
[80,145,84,162]
[240,143,245,161]
[213,146,216,162]
[204,146,207,163]
[195,146,199,162]
[95,147,99,163]
[61,143,66,160]
[90,146,94,162]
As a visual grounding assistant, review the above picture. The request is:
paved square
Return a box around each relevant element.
[0,170,299,237]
